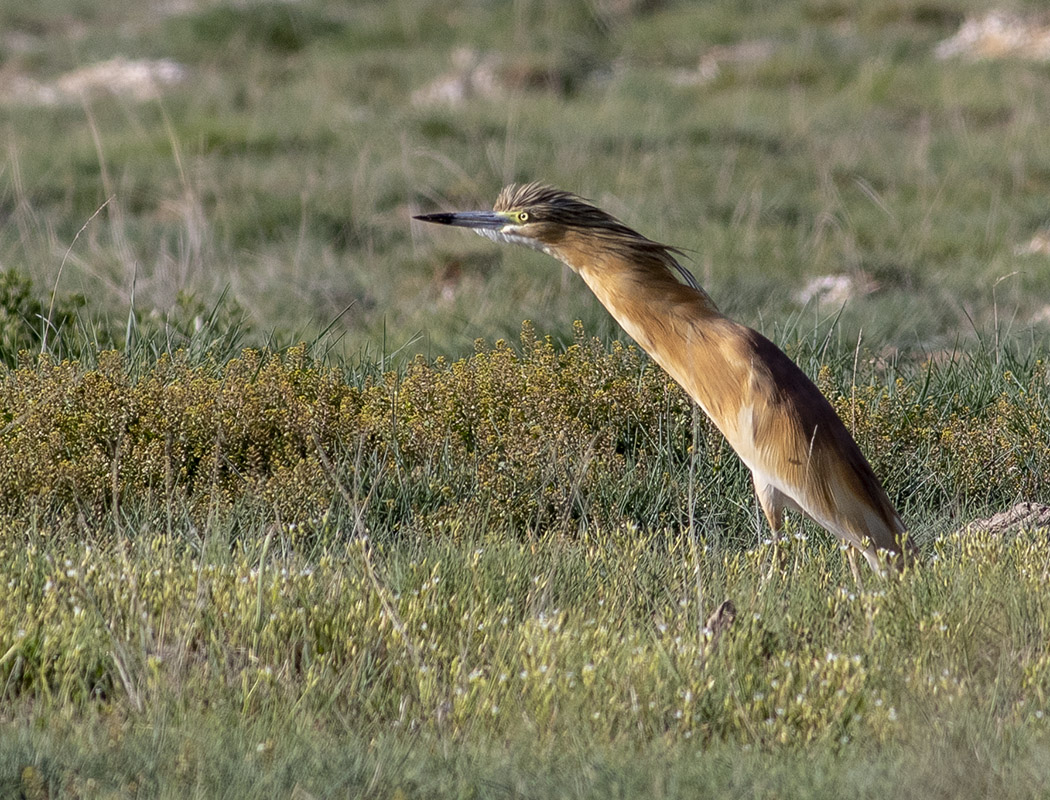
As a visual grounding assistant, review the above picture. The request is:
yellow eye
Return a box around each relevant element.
[517,211,529,223]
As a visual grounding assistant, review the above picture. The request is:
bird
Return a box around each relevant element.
[414,182,916,573]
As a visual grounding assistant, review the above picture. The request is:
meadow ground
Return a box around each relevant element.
[1,0,1050,796]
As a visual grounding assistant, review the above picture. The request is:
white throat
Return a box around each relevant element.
[473,227,547,253]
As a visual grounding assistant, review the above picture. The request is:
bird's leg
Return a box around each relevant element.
[857,539,890,578]
[754,478,786,582]
[845,546,864,588]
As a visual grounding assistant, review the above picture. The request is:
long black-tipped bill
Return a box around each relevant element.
[413,211,505,229]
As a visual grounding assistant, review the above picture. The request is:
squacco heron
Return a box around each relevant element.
[415,183,915,573]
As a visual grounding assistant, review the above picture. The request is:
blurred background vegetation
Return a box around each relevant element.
[2,0,1049,360]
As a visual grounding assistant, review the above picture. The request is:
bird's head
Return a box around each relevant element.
[414,182,626,254]
[414,182,704,292]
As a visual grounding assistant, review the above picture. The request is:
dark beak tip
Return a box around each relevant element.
[413,212,449,224]
[413,209,503,229]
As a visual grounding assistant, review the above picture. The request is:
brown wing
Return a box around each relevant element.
[739,329,908,556]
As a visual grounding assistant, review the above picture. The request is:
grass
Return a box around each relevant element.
[0,330,1047,797]
[1,0,1050,796]
[3,516,1050,797]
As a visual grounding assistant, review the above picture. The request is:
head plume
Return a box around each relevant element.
[493,182,705,294]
